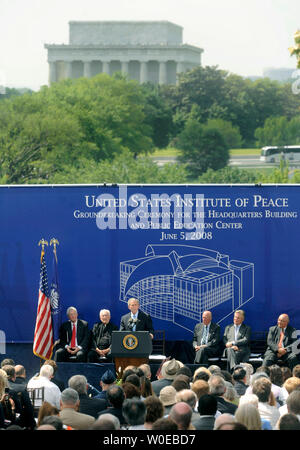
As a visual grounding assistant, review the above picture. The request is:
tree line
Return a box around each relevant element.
[1,66,300,184]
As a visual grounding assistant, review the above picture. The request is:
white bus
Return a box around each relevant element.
[260,145,300,163]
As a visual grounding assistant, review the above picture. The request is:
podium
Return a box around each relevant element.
[111,331,152,376]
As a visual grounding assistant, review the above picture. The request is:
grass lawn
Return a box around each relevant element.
[151,148,261,158]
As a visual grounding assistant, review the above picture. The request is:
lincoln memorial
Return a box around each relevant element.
[45,21,203,85]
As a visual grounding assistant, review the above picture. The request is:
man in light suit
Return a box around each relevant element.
[193,311,220,365]
[59,388,95,430]
[223,309,251,371]
[54,307,90,362]
[263,313,298,370]
[120,298,154,338]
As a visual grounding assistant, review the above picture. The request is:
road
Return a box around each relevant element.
[152,154,300,169]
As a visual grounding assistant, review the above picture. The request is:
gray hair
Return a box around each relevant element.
[61,388,79,406]
[224,381,238,402]
[66,306,77,317]
[40,365,54,379]
[91,413,120,430]
[175,389,197,408]
[68,375,87,395]
[100,309,110,316]
[208,375,226,396]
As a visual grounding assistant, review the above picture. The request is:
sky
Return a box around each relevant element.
[0,0,299,90]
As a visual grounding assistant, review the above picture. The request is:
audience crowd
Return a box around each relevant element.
[1,356,300,431]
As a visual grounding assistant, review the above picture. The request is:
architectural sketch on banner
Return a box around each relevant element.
[120,244,254,332]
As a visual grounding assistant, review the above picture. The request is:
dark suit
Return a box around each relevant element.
[120,310,154,335]
[87,321,118,363]
[192,415,215,430]
[223,323,251,371]
[213,395,238,415]
[54,319,89,362]
[193,322,220,364]
[263,325,298,370]
[78,394,107,419]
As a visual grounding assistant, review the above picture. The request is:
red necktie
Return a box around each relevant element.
[71,323,76,347]
[278,330,284,349]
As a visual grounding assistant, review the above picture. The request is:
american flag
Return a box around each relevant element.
[33,251,53,360]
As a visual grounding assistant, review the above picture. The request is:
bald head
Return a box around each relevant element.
[214,413,235,430]
[169,402,192,430]
[278,314,289,329]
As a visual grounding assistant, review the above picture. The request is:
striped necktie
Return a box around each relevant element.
[201,326,208,345]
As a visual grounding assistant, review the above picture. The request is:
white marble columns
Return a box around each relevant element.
[49,58,187,85]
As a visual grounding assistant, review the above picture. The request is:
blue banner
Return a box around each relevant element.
[0,184,299,342]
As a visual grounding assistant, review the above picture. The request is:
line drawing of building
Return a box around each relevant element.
[120,244,254,332]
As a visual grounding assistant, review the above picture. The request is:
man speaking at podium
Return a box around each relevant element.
[120,298,154,339]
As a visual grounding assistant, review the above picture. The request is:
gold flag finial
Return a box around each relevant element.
[50,238,59,262]
[38,239,48,262]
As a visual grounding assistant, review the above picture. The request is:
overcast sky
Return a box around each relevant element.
[1,0,299,90]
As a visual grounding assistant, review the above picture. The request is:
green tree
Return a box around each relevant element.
[0,74,154,183]
[176,116,229,178]
[205,118,242,149]
[255,115,300,147]
[197,166,257,183]
[50,150,188,184]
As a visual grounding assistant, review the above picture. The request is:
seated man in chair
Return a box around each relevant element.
[54,307,89,363]
[223,310,251,372]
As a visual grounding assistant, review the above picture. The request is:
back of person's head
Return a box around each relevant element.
[122,382,141,399]
[208,375,226,396]
[235,403,262,430]
[232,367,246,382]
[293,365,300,379]
[281,366,292,383]
[283,377,300,394]
[287,390,300,415]
[2,364,15,380]
[41,415,64,430]
[40,364,54,379]
[140,376,153,398]
[269,364,284,387]
[176,366,192,381]
[238,394,259,408]
[192,379,209,400]
[220,370,233,384]
[138,364,151,379]
[14,365,26,378]
[223,381,238,403]
[61,388,79,407]
[239,363,254,385]
[68,374,88,395]
[107,385,125,408]
[252,378,271,403]
[175,389,197,409]
[198,394,217,416]
[152,417,178,430]
[171,375,190,392]
[169,402,192,430]
[193,366,211,382]
[0,372,8,396]
[193,371,210,383]
[90,414,120,430]
[144,396,164,424]
[255,365,270,376]
[121,369,135,383]
[37,401,59,427]
[0,359,15,368]
[43,360,58,375]
[214,413,235,430]
[208,365,221,375]
[278,413,300,430]
[124,374,141,389]
[122,397,146,426]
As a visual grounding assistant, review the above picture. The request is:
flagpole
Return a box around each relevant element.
[33,239,53,362]
[50,238,61,350]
